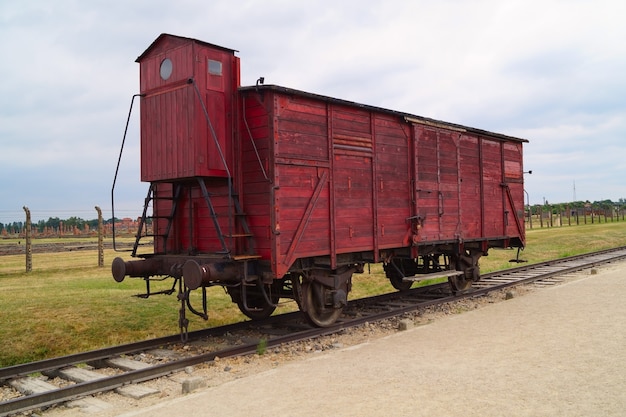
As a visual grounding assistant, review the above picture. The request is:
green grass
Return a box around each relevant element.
[1,222,626,367]
[0,246,253,367]
[481,222,626,272]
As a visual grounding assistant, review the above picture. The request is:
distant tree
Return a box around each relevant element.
[45,217,61,230]
[10,221,23,233]
[64,216,86,230]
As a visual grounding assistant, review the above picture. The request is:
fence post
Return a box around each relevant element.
[95,206,104,267]
[549,206,553,227]
[567,205,571,226]
[23,206,32,273]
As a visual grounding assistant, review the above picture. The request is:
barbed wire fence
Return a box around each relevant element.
[1,207,144,273]
[526,205,626,229]
[3,204,625,273]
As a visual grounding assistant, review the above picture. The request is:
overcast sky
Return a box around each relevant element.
[1,0,625,224]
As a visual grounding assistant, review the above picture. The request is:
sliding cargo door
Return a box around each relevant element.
[331,106,375,254]
[438,130,461,239]
[480,138,505,238]
[412,125,461,242]
[457,134,482,238]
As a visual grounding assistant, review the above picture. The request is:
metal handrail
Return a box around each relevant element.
[111,93,143,252]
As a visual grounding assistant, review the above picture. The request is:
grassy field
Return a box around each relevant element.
[1,222,626,367]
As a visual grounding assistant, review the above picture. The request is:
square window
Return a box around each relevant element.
[208,59,222,75]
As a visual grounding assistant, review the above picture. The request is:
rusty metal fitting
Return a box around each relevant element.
[182,260,239,290]
[111,257,162,282]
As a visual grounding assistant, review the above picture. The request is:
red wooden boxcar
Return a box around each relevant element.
[112,34,527,333]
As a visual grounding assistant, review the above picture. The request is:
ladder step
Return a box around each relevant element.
[231,254,262,261]
[224,234,253,238]
[402,270,465,282]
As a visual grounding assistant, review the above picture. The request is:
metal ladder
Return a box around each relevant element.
[132,178,258,259]
[132,183,182,256]
[196,177,258,259]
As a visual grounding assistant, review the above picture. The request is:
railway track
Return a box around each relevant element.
[2,246,626,416]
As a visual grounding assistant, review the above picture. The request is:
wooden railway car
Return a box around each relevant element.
[112,34,527,335]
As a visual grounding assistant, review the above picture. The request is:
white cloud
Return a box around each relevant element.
[0,0,625,222]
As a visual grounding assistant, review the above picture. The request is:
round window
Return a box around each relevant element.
[160,58,173,80]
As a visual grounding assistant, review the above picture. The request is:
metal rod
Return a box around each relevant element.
[111,93,143,252]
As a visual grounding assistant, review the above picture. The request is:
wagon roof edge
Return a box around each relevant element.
[136,33,238,63]
[240,84,529,143]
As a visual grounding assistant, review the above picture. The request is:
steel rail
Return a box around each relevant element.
[0,310,303,382]
[2,246,626,416]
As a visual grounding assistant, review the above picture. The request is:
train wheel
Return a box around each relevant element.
[448,274,473,294]
[383,260,412,291]
[235,282,278,321]
[303,280,343,327]
[389,273,412,291]
[449,250,481,294]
